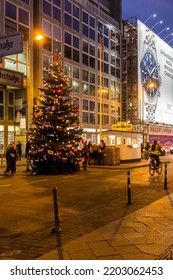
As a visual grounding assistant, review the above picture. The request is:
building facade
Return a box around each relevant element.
[0,0,122,154]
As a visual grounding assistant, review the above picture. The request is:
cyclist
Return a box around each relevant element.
[148,140,161,172]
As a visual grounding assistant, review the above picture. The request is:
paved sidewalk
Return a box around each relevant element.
[37,193,173,260]
[1,155,172,260]
[37,155,173,260]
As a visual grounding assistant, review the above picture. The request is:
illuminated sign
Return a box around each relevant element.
[112,122,132,131]
[138,20,173,125]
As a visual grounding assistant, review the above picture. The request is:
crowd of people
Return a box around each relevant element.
[3,138,166,175]
[3,139,107,175]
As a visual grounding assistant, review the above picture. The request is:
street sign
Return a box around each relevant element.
[112,122,133,131]
[0,32,23,57]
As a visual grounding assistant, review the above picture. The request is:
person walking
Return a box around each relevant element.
[16,141,22,160]
[4,142,17,176]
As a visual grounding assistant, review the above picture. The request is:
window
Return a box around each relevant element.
[65,0,71,13]
[43,37,51,52]
[21,0,29,4]
[53,6,61,22]
[64,13,71,28]
[5,2,16,20]
[90,101,95,111]
[9,92,14,106]
[73,66,79,79]
[19,8,29,25]
[72,80,79,92]
[8,92,14,121]
[83,100,88,110]
[83,70,88,82]
[82,112,88,123]
[43,0,51,16]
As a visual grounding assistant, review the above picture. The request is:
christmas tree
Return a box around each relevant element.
[28,54,83,174]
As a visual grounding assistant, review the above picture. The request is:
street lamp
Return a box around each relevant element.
[144,13,156,24]
[158,27,169,36]
[25,34,44,136]
[163,32,173,40]
[168,38,173,44]
[99,30,103,142]
[151,20,163,30]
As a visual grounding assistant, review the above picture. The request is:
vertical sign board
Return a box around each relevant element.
[0,32,23,57]
[122,38,127,121]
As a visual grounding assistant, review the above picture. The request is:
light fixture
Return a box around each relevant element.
[144,13,156,24]
[158,27,169,36]
[168,38,173,44]
[35,34,44,41]
[151,20,163,30]
[163,32,173,40]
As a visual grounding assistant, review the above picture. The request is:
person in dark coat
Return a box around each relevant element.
[4,142,17,176]
[16,141,22,160]
[98,140,106,165]
[25,141,32,171]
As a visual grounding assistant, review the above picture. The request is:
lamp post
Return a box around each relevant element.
[25,34,44,138]
[158,27,169,36]
[99,30,103,142]
[144,13,156,24]
[163,32,173,40]
[151,20,163,30]
[168,38,173,44]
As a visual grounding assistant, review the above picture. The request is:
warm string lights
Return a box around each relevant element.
[28,53,83,174]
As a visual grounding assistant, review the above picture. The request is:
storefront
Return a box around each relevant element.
[0,68,25,155]
[148,125,173,152]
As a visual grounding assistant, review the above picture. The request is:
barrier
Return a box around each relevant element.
[51,185,62,233]
[164,163,168,190]
[127,171,132,205]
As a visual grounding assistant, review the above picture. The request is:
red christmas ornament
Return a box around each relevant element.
[56,88,62,94]
[53,54,59,62]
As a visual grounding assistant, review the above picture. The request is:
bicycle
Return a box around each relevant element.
[148,156,162,176]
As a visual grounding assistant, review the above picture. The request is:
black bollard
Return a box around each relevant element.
[127,171,132,205]
[51,185,62,233]
[164,163,168,190]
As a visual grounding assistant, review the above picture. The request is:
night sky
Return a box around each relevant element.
[122,0,173,44]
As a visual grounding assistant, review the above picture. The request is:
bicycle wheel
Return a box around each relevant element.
[149,163,155,176]
[157,162,162,174]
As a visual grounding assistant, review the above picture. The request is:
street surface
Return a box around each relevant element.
[0,158,173,259]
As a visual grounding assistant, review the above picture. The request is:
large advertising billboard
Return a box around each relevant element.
[138,20,173,125]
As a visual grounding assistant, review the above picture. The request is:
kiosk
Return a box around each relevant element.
[102,124,141,163]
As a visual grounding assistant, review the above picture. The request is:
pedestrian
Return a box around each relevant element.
[81,141,89,170]
[88,141,93,165]
[98,140,106,165]
[4,142,17,176]
[25,141,32,171]
[16,141,22,160]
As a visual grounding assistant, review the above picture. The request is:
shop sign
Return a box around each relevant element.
[0,68,23,87]
[0,32,23,57]
[112,122,133,131]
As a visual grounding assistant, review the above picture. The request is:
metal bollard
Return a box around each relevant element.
[0,154,3,166]
[127,171,132,205]
[51,185,62,233]
[164,163,168,190]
